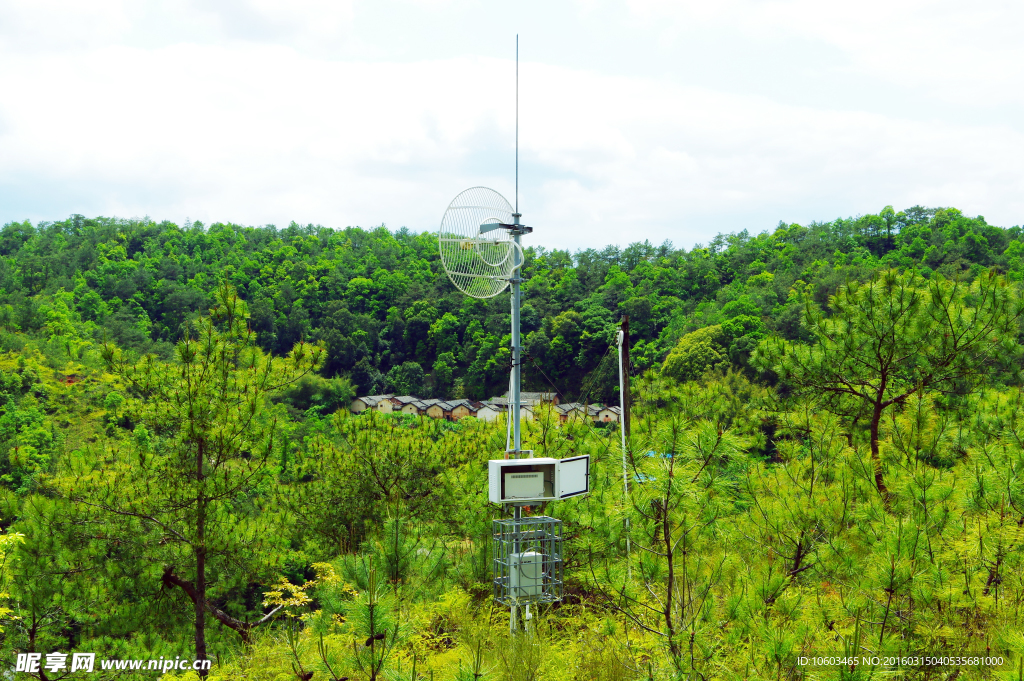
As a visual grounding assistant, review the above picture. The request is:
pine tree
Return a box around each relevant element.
[756,269,1023,497]
[65,284,323,671]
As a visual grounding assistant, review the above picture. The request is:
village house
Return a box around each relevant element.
[426,401,455,420]
[349,394,395,414]
[449,400,474,420]
[389,395,419,410]
[554,402,585,423]
[472,402,501,422]
[450,400,499,421]
[555,403,605,423]
[407,399,438,415]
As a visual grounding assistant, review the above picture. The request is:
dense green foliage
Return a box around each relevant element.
[1,206,1020,402]
[0,205,1023,679]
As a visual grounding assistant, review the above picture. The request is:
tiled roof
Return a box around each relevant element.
[355,395,539,414]
[355,394,395,406]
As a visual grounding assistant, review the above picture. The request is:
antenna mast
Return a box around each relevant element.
[437,39,592,637]
[510,33,523,460]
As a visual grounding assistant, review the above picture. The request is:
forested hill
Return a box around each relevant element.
[1,205,1021,402]
[3,205,1024,679]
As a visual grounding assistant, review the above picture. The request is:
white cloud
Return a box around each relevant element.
[0,1,1022,250]
[523,65,1024,245]
[0,0,131,50]
[185,0,356,42]
[625,0,1024,105]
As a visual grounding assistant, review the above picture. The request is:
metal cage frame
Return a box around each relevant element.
[492,515,564,606]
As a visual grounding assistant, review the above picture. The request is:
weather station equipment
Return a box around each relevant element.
[437,37,590,632]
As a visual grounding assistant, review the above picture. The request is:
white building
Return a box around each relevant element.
[472,402,501,422]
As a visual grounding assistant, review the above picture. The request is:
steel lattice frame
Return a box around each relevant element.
[492,516,564,606]
[438,187,521,299]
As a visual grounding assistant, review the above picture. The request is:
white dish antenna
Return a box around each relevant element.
[438,186,524,299]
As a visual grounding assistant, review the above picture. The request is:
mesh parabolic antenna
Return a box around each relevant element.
[439,186,523,299]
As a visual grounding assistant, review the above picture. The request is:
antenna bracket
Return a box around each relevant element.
[480,222,532,235]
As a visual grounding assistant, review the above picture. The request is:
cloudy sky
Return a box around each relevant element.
[1,1,1022,250]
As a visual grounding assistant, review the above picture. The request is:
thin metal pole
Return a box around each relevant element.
[511,229,522,454]
[511,35,522,457]
[617,329,631,579]
[510,504,522,632]
[504,369,513,456]
[510,37,524,631]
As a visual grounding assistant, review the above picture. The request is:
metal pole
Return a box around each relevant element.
[621,315,631,440]
[617,326,631,579]
[617,330,627,475]
[510,504,522,632]
[511,221,522,455]
[510,35,526,636]
[512,35,522,456]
